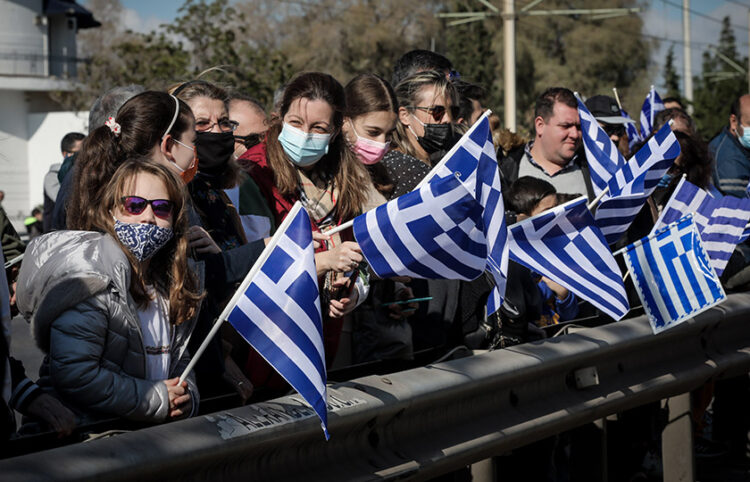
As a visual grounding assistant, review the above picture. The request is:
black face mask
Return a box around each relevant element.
[195,131,235,176]
[234,133,263,150]
[414,122,453,154]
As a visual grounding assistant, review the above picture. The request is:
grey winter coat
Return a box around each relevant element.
[16,231,199,423]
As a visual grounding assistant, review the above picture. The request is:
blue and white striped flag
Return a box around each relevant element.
[622,108,642,153]
[353,168,488,282]
[623,215,726,334]
[419,111,508,315]
[226,203,329,439]
[595,122,680,245]
[639,86,665,138]
[577,96,626,195]
[651,176,750,276]
[509,196,629,320]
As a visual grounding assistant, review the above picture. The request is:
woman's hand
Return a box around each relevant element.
[26,393,76,437]
[163,377,191,418]
[222,357,253,404]
[328,276,359,318]
[315,241,363,277]
[188,226,221,254]
[311,231,329,250]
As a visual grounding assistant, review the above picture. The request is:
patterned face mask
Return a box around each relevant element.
[113,220,173,261]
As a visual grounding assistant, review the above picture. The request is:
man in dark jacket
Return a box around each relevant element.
[710,93,750,198]
[499,87,593,199]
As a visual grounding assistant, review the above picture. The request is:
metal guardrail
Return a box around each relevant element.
[2,293,750,481]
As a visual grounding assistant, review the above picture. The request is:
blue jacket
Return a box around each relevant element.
[710,127,750,198]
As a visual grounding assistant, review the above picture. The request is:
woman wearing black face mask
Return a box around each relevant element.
[170,80,246,250]
[384,70,459,200]
[170,79,258,404]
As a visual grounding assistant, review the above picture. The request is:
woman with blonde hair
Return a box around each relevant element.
[383,70,459,199]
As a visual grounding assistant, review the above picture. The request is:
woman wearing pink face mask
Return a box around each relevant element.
[342,74,398,209]
[343,74,420,364]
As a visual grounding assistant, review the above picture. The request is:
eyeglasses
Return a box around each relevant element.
[409,105,459,122]
[195,118,239,133]
[234,133,263,149]
[602,124,626,138]
[120,196,174,220]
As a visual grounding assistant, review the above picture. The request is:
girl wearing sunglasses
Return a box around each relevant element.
[17,161,203,424]
[384,70,459,199]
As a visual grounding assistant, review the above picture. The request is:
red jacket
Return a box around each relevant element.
[237,142,353,390]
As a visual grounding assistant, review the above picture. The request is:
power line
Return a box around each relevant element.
[726,0,750,8]
[660,0,750,32]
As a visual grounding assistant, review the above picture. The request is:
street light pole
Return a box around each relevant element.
[683,0,693,113]
[504,0,516,132]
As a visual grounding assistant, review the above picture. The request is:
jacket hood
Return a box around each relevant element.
[16,231,131,353]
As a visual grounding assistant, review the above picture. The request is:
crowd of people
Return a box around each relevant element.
[1,47,749,477]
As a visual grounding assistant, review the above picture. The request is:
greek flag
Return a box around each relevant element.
[595,122,680,245]
[623,215,726,334]
[226,203,329,439]
[509,196,629,320]
[577,96,626,195]
[652,176,750,276]
[417,111,508,315]
[353,167,488,282]
[639,86,665,138]
[622,108,642,152]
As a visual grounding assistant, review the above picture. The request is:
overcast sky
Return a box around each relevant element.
[95,0,750,92]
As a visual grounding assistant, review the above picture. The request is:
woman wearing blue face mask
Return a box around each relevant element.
[238,72,373,391]
[17,161,203,424]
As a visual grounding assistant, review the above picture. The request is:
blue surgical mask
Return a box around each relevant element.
[737,126,750,149]
[278,122,331,167]
[114,220,173,261]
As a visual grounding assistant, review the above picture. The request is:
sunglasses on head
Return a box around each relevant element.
[410,105,459,122]
[234,133,263,149]
[120,196,174,220]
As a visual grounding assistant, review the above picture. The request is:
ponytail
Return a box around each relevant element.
[67,125,122,230]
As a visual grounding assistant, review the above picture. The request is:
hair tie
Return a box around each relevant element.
[105,117,121,137]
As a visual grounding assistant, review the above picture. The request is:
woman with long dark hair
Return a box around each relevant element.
[239,72,372,388]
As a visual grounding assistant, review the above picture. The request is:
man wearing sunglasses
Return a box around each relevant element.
[584,94,635,158]
[228,94,269,161]
[227,94,275,243]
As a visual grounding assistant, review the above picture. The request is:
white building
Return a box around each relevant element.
[0,0,98,231]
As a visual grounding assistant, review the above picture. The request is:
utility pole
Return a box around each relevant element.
[683,0,693,114]
[438,1,640,133]
[504,0,516,132]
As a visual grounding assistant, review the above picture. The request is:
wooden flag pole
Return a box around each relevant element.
[612,87,623,110]
[587,186,609,211]
[178,202,305,384]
